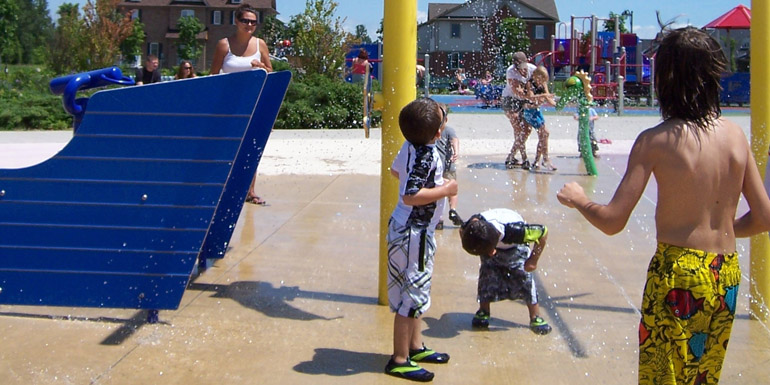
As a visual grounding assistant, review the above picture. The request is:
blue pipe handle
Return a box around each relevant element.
[49,67,135,117]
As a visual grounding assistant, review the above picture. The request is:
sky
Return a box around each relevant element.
[47,0,749,40]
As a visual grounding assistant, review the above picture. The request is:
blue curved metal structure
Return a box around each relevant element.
[0,68,291,311]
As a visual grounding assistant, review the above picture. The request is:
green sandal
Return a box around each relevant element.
[409,343,450,363]
[530,315,552,335]
[384,358,434,382]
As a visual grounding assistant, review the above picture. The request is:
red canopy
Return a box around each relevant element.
[703,4,751,29]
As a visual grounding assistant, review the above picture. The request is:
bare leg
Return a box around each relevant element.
[245,174,266,205]
[526,302,541,320]
[535,125,555,170]
[393,314,422,363]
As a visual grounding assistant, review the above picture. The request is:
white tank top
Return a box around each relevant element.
[221,38,262,74]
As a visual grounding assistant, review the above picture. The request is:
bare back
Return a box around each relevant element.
[642,118,748,253]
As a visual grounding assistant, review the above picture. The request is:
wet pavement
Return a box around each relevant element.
[0,114,768,384]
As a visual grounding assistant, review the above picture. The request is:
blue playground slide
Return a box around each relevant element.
[0,68,291,312]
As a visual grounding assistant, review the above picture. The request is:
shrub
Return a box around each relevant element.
[274,72,380,129]
[0,66,71,130]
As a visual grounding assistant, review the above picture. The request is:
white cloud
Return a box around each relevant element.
[417,10,427,24]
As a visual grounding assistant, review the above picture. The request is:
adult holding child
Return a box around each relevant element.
[210,4,273,206]
[502,52,535,170]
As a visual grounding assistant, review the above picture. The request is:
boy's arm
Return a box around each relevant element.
[734,145,770,236]
[557,134,653,234]
[402,179,458,206]
[524,232,547,272]
[450,137,459,162]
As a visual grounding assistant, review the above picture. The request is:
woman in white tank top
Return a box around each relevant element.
[210,4,273,75]
[210,4,273,205]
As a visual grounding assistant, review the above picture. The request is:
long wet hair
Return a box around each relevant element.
[655,27,726,131]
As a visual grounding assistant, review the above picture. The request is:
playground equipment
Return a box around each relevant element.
[0,67,290,321]
[555,70,598,176]
[535,15,654,111]
[345,43,383,137]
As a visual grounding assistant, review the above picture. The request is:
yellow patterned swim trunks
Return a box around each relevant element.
[638,243,740,385]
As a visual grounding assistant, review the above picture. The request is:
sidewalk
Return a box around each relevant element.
[0,113,766,384]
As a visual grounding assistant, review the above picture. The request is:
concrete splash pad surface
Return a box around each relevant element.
[0,113,767,384]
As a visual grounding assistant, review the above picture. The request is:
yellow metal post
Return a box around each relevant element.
[751,0,770,323]
[378,0,417,305]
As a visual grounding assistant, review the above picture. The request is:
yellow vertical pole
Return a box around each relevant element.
[379,0,417,305]
[751,0,770,322]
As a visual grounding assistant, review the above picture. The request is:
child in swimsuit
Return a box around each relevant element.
[557,27,770,384]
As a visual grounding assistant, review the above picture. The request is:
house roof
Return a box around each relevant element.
[703,4,751,29]
[120,0,274,9]
[427,0,559,22]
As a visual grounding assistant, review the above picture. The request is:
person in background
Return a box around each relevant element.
[135,55,161,85]
[351,48,371,84]
[174,60,196,80]
[210,4,273,206]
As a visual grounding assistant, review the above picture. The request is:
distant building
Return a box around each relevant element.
[119,0,276,71]
[418,0,558,78]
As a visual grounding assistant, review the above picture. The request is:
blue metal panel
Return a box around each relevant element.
[0,248,197,275]
[0,202,214,229]
[0,180,223,206]
[0,68,290,310]
[199,70,293,261]
[58,136,243,161]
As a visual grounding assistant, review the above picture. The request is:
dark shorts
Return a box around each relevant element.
[477,246,538,305]
[501,96,527,114]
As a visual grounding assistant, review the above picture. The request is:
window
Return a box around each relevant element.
[212,10,222,25]
[535,25,545,40]
[130,9,140,20]
[448,52,463,69]
[232,0,241,3]
[181,9,194,18]
[230,11,235,24]
[149,42,159,57]
[451,23,461,38]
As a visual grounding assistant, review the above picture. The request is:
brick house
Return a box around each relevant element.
[417,0,558,78]
[118,0,276,71]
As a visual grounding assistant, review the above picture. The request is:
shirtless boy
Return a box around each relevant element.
[557,27,770,384]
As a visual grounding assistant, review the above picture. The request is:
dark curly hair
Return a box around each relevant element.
[655,27,726,132]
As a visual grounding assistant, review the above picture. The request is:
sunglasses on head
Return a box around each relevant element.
[239,18,257,25]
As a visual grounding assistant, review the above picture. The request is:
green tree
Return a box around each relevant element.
[82,0,135,68]
[120,18,145,64]
[15,0,54,64]
[50,3,85,73]
[497,17,530,62]
[289,0,356,79]
[603,12,628,33]
[260,14,286,51]
[49,0,134,73]
[176,15,203,61]
[355,24,371,44]
[0,0,20,64]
